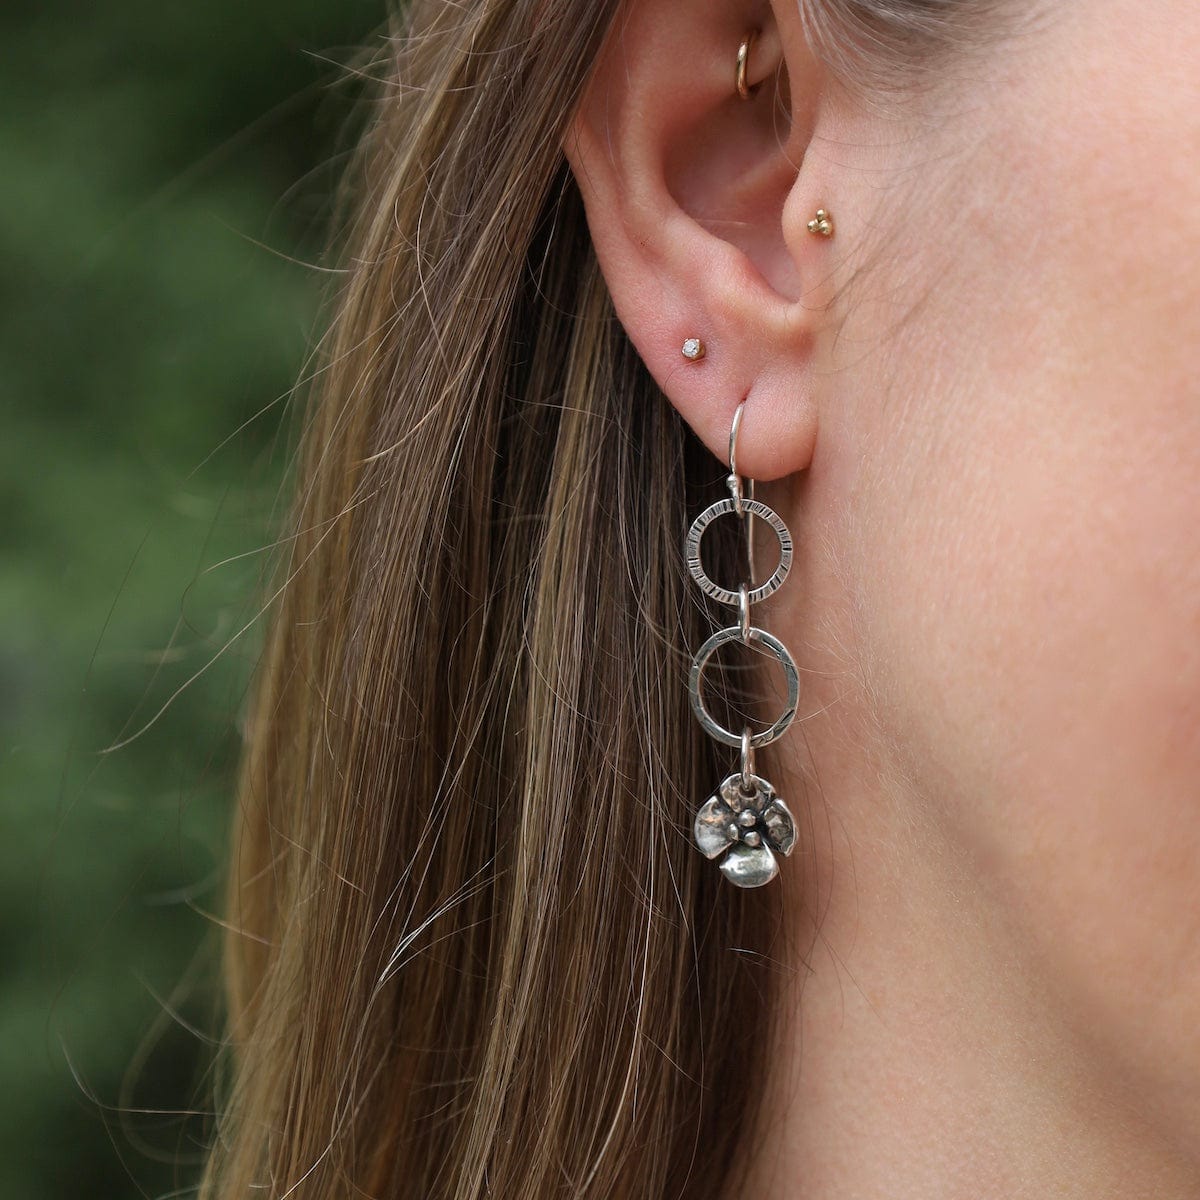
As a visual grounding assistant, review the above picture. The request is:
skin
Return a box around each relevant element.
[565,0,1200,1195]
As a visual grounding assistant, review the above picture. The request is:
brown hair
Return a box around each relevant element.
[200,1,1004,1195]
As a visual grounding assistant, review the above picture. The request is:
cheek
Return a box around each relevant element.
[847,286,1200,1121]
[808,0,1200,1133]
[832,30,1200,1129]
[836,353,1200,1128]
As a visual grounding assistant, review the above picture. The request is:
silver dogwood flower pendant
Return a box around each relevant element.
[694,771,797,888]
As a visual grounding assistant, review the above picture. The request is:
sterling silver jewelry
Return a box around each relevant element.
[684,400,798,888]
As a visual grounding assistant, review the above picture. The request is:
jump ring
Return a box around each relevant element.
[740,727,756,792]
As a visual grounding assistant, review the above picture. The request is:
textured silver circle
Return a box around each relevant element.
[685,497,792,606]
[688,625,799,748]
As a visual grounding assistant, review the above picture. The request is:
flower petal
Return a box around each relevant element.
[719,842,778,888]
[719,771,770,816]
[694,796,736,859]
[762,798,797,856]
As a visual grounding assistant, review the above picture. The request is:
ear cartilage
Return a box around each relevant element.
[681,337,706,361]
[807,208,835,238]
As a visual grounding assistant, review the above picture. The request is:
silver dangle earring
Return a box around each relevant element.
[684,400,799,887]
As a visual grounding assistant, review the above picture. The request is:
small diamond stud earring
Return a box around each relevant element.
[806,208,834,238]
[681,337,706,361]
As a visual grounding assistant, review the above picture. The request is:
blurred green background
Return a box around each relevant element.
[1,1,381,1194]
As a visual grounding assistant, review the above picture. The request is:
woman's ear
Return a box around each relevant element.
[563,0,836,480]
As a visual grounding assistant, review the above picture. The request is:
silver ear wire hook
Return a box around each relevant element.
[727,400,744,512]
[727,400,756,586]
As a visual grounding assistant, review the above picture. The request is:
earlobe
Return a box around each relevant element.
[562,0,834,481]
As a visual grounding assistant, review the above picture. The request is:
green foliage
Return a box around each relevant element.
[0,1,382,1194]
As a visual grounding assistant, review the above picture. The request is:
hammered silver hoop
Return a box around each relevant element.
[685,497,793,606]
[688,624,799,749]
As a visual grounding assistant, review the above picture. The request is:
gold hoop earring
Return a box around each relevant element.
[736,31,757,100]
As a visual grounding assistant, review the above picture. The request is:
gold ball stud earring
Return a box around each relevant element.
[681,337,706,361]
[807,208,834,238]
